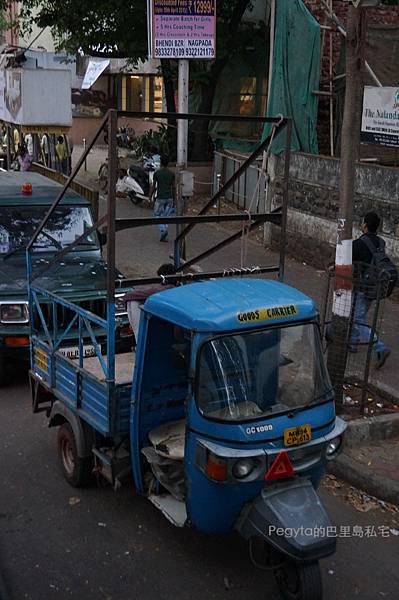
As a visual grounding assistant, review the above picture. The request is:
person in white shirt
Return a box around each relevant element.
[41,134,49,166]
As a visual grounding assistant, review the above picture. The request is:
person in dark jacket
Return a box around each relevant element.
[351,211,390,369]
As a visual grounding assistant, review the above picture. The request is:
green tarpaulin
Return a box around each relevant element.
[263,0,320,155]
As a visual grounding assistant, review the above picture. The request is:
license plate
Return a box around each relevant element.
[284,424,312,447]
[60,345,96,360]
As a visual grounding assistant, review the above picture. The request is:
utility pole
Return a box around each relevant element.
[327,5,367,403]
[175,59,189,267]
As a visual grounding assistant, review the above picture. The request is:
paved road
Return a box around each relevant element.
[1,373,399,600]
[1,195,399,600]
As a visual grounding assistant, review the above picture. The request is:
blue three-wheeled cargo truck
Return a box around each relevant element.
[27,110,346,600]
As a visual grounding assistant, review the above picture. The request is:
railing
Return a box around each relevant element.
[27,109,292,390]
[29,285,110,380]
[213,151,268,213]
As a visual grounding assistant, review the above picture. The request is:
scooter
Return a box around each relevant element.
[124,154,161,206]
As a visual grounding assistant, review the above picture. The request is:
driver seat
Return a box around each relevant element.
[148,419,186,460]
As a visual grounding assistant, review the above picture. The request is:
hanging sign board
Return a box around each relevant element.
[0,68,71,126]
[82,59,110,90]
[148,0,216,60]
[361,86,399,148]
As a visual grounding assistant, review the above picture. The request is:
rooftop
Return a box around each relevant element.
[144,278,317,332]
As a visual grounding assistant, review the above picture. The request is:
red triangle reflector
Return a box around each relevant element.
[265,451,294,481]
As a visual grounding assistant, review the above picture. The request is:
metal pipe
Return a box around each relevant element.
[119,265,280,289]
[267,0,276,105]
[115,212,281,232]
[27,111,110,250]
[106,109,118,385]
[176,117,287,243]
[120,110,286,123]
[318,0,382,87]
[30,215,107,281]
[279,119,292,282]
[177,216,272,273]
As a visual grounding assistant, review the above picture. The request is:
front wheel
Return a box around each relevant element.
[274,560,322,600]
[0,357,8,386]
[57,423,93,487]
[128,191,142,205]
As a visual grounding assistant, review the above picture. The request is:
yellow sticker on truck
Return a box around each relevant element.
[237,305,298,324]
[36,348,48,373]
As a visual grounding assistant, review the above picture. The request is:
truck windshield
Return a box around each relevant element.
[0,206,98,255]
[197,323,332,422]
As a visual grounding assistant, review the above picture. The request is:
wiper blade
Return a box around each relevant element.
[287,391,333,418]
[74,240,96,247]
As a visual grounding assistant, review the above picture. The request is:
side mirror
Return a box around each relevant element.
[98,230,107,247]
[171,343,189,371]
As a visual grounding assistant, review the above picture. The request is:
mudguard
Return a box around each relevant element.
[48,401,93,459]
[236,478,336,562]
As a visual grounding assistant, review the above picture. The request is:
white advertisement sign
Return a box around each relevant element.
[361,86,399,148]
[0,69,23,124]
[82,59,110,90]
[0,68,71,127]
[148,0,216,60]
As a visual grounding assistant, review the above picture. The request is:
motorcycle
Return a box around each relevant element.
[122,154,161,206]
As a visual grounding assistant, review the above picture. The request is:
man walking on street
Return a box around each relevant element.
[150,154,176,242]
[351,211,394,369]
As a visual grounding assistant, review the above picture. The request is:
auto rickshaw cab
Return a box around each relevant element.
[131,278,345,532]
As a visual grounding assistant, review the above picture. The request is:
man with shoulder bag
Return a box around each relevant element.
[351,212,397,369]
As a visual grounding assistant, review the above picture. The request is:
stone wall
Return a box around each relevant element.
[271,152,399,269]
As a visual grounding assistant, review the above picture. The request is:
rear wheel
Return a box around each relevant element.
[0,358,8,386]
[57,423,93,487]
[98,163,108,191]
[274,560,322,600]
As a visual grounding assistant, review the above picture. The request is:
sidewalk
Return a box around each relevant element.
[73,144,399,505]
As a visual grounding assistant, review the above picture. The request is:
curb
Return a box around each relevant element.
[343,413,399,448]
[327,453,399,506]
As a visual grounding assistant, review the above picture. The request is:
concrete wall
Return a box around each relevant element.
[272,152,399,268]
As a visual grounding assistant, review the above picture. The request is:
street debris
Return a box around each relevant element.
[323,475,399,514]
[69,496,81,506]
[389,528,399,536]
[223,576,230,590]
[98,522,107,527]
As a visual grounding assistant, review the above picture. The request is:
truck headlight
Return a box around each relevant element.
[325,436,342,460]
[0,302,29,323]
[232,458,256,479]
[115,293,127,316]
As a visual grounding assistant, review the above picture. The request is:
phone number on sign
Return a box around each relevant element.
[155,46,215,58]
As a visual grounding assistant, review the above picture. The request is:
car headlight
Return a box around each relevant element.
[115,294,127,316]
[232,458,256,479]
[325,436,342,460]
[0,302,29,323]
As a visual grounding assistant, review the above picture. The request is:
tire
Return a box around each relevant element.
[129,193,142,205]
[98,163,108,191]
[274,560,322,600]
[0,358,8,386]
[57,423,93,487]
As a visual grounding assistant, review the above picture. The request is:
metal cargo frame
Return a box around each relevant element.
[27,110,292,416]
